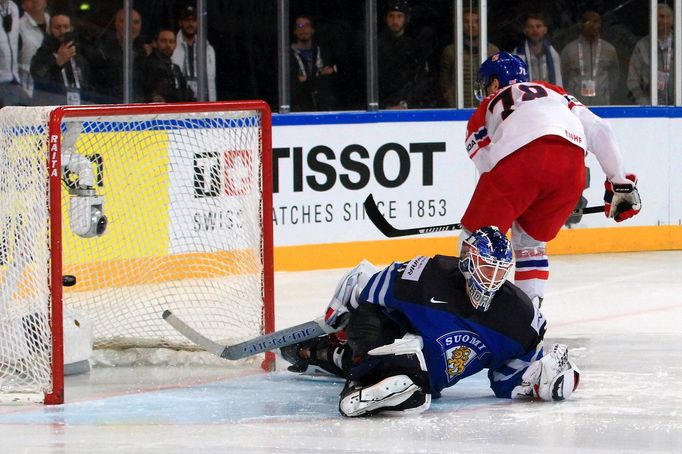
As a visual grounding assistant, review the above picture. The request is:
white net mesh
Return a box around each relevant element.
[0,107,53,400]
[0,105,270,402]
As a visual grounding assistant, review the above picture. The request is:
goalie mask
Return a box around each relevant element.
[459,226,513,312]
[475,51,529,101]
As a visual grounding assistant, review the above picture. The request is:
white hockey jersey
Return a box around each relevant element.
[464,81,628,184]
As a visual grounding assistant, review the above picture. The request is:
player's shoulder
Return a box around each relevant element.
[528,80,568,96]
[467,101,489,132]
[499,281,534,305]
[487,282,536,322]
[520,81,586,109]
[399,254,459,277]
[475,92,497,112]
[472,283,541,347]
[429,255,468,295]
[396,255,461,290]
[431,254,460,273]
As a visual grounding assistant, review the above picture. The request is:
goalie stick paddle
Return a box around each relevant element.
[363,194,605,238]
[162,310,340,361]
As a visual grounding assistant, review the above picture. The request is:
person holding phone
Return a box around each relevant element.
[30,11,93,105]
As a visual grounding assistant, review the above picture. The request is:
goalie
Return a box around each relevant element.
[281,226,580,417]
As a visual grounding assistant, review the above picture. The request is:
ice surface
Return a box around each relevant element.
[1,251,681,453]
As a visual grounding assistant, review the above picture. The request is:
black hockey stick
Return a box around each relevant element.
[162,310,340,361]
[363,194,605,238]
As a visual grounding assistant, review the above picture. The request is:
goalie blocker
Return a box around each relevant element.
[281,227,581,417]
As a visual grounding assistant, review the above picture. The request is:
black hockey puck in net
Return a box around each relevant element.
[62,275,77,287]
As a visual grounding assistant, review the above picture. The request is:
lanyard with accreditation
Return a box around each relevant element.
[577,39,601,97]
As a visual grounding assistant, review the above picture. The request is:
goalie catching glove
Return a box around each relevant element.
[512,343,580,401]
[604,173,641,222]
[324,260,378,329]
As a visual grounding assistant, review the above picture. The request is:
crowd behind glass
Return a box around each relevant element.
[0,0,677,111]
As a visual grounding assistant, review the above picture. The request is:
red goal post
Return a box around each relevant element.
[0,101,274,404]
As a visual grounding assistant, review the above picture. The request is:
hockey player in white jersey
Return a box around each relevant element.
[462,51,641,306]
[281,227,580,417]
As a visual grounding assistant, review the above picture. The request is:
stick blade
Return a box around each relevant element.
[161,310,337,362]
[363,194,401,237]
[161,309,226,357]
[364,194,462,237]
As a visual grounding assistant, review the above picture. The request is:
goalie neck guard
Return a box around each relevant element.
[459,226,513,312]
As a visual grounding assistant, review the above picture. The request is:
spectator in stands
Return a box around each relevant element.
[30,12,93,105]
[142,28,194,102]
[171,4,216,101]
[0,0,29,106]
[514,12,562,86]
[18,0,49,98]
[560,9,620,105]
[289,14,338,111]
[439,7,499,107]
[627,3,675,105]
[378,0,434,109]
[88,8,150,103]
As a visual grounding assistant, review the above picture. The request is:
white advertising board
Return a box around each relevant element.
[273,120,475,246]
[272,110,680,247]
[167,128,262,253]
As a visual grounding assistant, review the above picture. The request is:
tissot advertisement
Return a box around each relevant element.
[272,120,475,246]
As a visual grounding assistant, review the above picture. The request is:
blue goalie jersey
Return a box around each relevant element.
[358,255,547,398]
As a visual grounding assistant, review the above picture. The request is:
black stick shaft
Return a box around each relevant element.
[364,194,604,238]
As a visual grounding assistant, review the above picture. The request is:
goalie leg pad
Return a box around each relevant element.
[339,375,430,417]
[325,260,379,329]
[512,343,580,401]
[339,334,431,417]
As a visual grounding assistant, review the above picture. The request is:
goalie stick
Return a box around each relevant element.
[162,310,340,361]
[363,194,605,238]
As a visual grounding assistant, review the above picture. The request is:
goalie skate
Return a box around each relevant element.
[279,334,346,377]
[339,375,429,417]
[339,334,431,416]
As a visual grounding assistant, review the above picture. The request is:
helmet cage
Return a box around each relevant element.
[474,78,491,103]
[459,227,513,312]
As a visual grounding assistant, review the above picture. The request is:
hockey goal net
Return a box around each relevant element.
[0,102,273,404]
